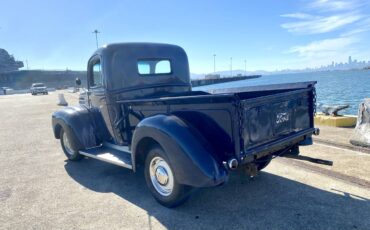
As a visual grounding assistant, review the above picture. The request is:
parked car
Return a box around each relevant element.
[1,87,14,95]
[52,43,320,207]
[30,83,48,95]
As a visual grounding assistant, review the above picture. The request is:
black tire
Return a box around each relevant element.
[60,128,83,161]
[144,146,193,208]
[256,155,272,171]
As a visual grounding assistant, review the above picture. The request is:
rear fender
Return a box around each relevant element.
[131,114,228,187]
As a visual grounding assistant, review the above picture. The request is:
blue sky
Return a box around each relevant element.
[1,0,370,73]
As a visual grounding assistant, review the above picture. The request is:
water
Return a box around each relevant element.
[194,69,370,115]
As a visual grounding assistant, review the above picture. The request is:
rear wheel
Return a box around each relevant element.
[144,146,193,208]
[60,128,82,161]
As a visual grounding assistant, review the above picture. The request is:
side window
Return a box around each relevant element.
[90,61,102,87]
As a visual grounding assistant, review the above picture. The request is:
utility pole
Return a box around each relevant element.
[92,30,100,49]
[244,59,247,74]
[213,54,216,73]
[230,57,233,77]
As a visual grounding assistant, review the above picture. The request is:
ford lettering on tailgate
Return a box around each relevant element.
[276,112,289,124]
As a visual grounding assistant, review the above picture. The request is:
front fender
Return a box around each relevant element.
[132,114,228,187]
[52,106,100,150]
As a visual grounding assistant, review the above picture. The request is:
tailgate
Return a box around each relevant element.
[241,88,313,151]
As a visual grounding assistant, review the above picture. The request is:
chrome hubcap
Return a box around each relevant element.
[62,131,74,155]
[149,156,174,196]
[155,166,169,185]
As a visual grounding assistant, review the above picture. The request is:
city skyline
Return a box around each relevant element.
[199,55,370,76]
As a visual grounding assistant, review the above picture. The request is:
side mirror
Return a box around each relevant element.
[75,78,81,86]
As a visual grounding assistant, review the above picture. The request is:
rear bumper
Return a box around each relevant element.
[241,128,316,164]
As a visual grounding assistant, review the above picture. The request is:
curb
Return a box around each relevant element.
[313,137,370,154]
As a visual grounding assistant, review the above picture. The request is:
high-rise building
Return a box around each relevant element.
[348,56,352,64]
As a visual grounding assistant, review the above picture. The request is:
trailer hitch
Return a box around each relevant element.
[281,154,333,166]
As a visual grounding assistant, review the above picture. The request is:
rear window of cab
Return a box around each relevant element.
[137,59,172,75]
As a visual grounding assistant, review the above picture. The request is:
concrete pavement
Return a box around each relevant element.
[1,92,369,230]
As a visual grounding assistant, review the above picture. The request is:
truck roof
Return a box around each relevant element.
[93,42,186,55]
[90,43,191,91]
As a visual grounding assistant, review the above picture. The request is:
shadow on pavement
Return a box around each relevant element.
[65,158,370,229]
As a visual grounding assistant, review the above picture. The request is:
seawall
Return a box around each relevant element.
[0,70,261,89]
[0,70,87,89]
[191,75,261,87]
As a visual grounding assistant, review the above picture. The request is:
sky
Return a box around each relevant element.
[1,0,370,73]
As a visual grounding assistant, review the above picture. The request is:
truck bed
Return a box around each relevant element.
[114,81,316,162]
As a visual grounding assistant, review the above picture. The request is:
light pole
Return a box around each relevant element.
[230,57,233,77]
[213,54,216,73]
[92,30,100,49]
[244,59,247,74]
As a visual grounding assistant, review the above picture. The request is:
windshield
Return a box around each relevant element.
[33,83,45,87]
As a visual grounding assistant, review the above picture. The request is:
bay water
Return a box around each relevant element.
[194,69,370,115]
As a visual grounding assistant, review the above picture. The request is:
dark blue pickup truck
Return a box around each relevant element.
[52,43,320,207]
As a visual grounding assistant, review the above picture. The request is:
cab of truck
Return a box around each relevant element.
[83,43,206,145]
[86,43,191,98]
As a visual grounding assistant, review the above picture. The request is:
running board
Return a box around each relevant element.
[79,145,133,170]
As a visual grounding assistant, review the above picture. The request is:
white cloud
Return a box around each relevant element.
[341,17,370,36]
[280,0,370,68]
[280,13,316,20]
[289,37,357,58]
[309,0,361,12]
[281,13,362,34]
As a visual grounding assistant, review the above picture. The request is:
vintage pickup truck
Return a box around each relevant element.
[52,43,321,207]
